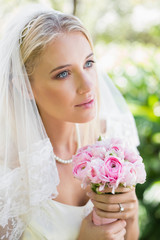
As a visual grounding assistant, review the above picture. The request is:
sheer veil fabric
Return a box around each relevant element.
[0,5,60,240]
[97,70,139,147]
[0,4,139,240]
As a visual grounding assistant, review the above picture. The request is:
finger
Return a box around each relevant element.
[100,186,133,194]
[86,187,133,198]
[91,200,134,213]
[104,219,126,234]
[85,185,93,193]
[115,186,135,193]
[85,211,95,224]
[114,227,126,240]
[87,190,137,204]
[94,206,135,220]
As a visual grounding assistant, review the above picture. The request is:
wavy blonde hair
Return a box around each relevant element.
[20,12,93,75]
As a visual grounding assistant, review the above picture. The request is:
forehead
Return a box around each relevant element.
[41,32,93,64]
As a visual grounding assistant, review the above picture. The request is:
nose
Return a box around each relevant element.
[77,72,94,95]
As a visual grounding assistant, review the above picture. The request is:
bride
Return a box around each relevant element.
[0,4,139,240]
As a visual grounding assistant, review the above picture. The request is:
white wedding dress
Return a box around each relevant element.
[21,199,93,240]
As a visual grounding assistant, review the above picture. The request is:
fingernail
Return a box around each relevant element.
[87,192,91,197]
[123,220,126,227]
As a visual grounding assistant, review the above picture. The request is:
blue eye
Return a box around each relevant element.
[56,71,69,79]
[85,60,95,68]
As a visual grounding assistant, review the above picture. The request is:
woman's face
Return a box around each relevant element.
[31,32,97,123]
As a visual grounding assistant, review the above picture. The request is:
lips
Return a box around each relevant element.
[75,97,94,107]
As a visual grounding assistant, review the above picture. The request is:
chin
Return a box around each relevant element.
[74,111,96,124]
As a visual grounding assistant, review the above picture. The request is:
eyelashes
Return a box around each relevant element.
[56,71,70,79]
[54,60,96,80]
[84,60,95,68]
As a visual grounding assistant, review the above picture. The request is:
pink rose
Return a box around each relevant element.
[87,158,104,183]
[77,145,92,154]
[72,160,89,181]
[124,149,142,163]
[122,162,137,186]
[90,146,106,159]
[106,144,124,159]
[108,138,124,149]
[100,156,123,187]
[72,152,91,167]
[101,156,122,183]
[134,160,146,184]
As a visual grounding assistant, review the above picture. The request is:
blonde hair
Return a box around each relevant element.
[20,10,101,145]
[20,11,93,76]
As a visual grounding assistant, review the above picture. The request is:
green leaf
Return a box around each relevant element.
[97,136,102,141]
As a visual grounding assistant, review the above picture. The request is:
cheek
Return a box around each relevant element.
[90,69,98,89]
[33,85,74,112]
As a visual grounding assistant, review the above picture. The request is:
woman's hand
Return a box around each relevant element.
[87,187,138,221]
[77,212,126,240]
[86,187,139,240]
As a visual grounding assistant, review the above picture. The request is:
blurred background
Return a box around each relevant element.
[0,0,160,239]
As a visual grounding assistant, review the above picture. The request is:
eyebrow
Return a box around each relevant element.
[49,52,94,74]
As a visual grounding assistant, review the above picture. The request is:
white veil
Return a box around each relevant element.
[97,70,139,148]
[0,5,60,240]
[0,4,139,240]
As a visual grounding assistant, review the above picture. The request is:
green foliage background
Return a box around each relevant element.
[0,0,160,239]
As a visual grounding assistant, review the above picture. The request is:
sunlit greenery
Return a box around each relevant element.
[0,1,160,239]
[105,44,160,240]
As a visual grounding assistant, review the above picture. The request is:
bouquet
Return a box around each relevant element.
[72,137,146,225]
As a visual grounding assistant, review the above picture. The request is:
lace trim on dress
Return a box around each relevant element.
[19,138,59,205]
[0,138,59,240]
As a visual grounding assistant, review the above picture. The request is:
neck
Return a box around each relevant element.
[40,112,78,159]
